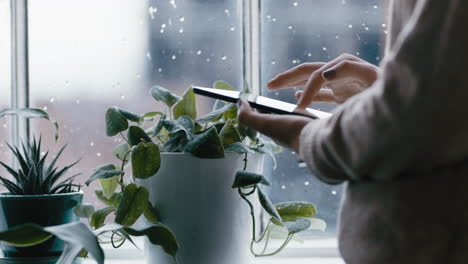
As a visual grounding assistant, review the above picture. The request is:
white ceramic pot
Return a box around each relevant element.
[138,152,264,264]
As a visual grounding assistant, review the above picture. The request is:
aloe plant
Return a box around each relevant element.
[0,137,80,195]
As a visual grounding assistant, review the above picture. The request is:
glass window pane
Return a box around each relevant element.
[0,0,11,178]
[28,0,243,202]
[261,0,386,237]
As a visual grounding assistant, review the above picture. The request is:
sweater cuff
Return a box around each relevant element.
[299,118,348,185]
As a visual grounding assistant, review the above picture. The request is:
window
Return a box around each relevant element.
[0,0,11,175]
[3,0,387,249]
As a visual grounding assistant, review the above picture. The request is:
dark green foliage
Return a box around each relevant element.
[0,137,80,195]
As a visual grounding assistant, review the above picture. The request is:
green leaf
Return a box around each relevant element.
[95,190,119,206]
[213,80,235,91]
[306,218,327,232]
[258,187,282,223]
[73,203,95,218]
[128,126,153,147]
[183,127,224,158]
[283,218,311,234]
[0,223,52,247]
[197,103,237,124]
[232,170,271,188]
[115,184,149,226]
[143,201,159,223]
[219,120,242,146]
[238,123,258,141]
[151,86,182,107]
[173,88,197,120]
[142,111,164,121]
[106,107,129,137]
[86,164,122,186]
[163,131,189,152]
[118,109,141,123]
[131,142,161,179]
[148,110,167,137]
[99,177,119,198]
[225,142,254,154]
[90,207,115,229]
[44,222,104,264]
[0,108,60,141]
[161,116,194,138]
[275,201,317,222]
[123,224,178,256]
[112,142,131,161]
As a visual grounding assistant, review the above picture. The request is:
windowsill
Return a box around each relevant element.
[83,238,344,264]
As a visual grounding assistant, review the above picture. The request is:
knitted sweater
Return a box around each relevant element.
[299,0,468,263]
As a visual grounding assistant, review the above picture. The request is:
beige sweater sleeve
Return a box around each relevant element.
[300,0,468,184]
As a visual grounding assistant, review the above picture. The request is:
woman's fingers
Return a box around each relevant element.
[267,62,325,90]
[295,89,336,103]
[322,60,380,85]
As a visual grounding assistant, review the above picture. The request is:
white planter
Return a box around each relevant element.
[137,152,264,264]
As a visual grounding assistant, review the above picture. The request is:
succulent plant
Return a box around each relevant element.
[0,137,80,195]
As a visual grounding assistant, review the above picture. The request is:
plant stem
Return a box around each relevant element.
[239,188,257,243]
[240,187,256,196]
[120,133,129,144]
[254,234,294,257]
[260,227,272,254]
[120,150,131,192]
[255,221,271,243]
[243,153,248,170]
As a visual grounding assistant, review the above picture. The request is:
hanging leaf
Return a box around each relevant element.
[44,222,104,264]
[232,170,271,188]
[86,164,122,186]
[112,142,130,161]
[161,116,194,138]
[115,184,149,226]
[148,110,167,137]
[118,109,141,123]
[131,142,161,179]
[238,123,258,141]
[142,111,164,121]
[306,218,327,232]
[99,177,119,198]
[151,86,182,108]
[275,201,317,222]
[106,107,129,137]
[128,126,152,147]
[95,190,119,206]
[213,80,235,91]
[123,224,178,256]
[90,207,115,229]
[173,88,197,120]
[183,127,224,158]
[0,108,60,141]
[257,187,282,223]
[73,203,95,218]
[163,131,189,152]
[219,120,242,146]
[197,103,237,124]
[0,223,52,247]
[143,201,159,223]
[225,142,254,154]
[283,218,311,234]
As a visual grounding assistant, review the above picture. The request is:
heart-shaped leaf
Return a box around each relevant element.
[128,126,152,146]
[99,177,119,198]
[163,131,189,152]
[238,123,258,141]
[115,184,149,226]
[197,103,237,124]
[283,218,311,234]
[90,206,115,229]
[161,116,194,138]
[123,224,178,256]
[257,187,281,223]
[131,142,161,179]
[213,80,235,91]
[143,201,159,223]
[225,142,254,154]
[0,223,52,247]
[95,190,119,206]
[142,111,164,121]
[86,164,122,186]
[0,108,60,141]
[151,86,182,107]
[106,107,129,136]
[232,170,271,188]
[275,201,317,222]
[112,142,131,160]
[173,88,197,120]
[148,110,167,137]
[73,203,95,218]
[306,218,327,232]
[183,127,224,158]
[219,120,242,146]
[118,109,141,123]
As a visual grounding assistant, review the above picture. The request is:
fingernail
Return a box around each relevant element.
[323,69,336,80]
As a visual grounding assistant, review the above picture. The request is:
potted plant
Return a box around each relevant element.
[0,108,82,263]
[78,81,325,264]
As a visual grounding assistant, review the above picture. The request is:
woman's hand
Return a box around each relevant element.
[237,100,311,154]
[267,53,380,109]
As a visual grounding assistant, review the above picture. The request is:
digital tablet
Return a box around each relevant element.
[192,86,332,119]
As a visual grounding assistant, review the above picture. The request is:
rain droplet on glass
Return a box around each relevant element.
[230,26,235,31]
[322,47,327,51]
[97,153,102,157]
[348,24,353,29]
[288,25,294,30]
[90,142,95,146]
[271,60,276,65]
[281,185,286,190]
[293,2,298,7]
[75,99,80,104]
[49,97,55,103]
[307,52,312,57]
[206,58,211,62]
[146,52,152,60]
[196,50,202,55]
[148,6,157,19]
[332,190,337,195]
[178,28,184,33]
[121,94,126,100]
[224,9,230,16]
[172,55,177,60]
[161,23,167,29]
[158,68,162,72]
[304,181,310,186]
[170,0,177,8]
[65,81,70,86]
[179,16,185,22]
[221,56,227,60]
